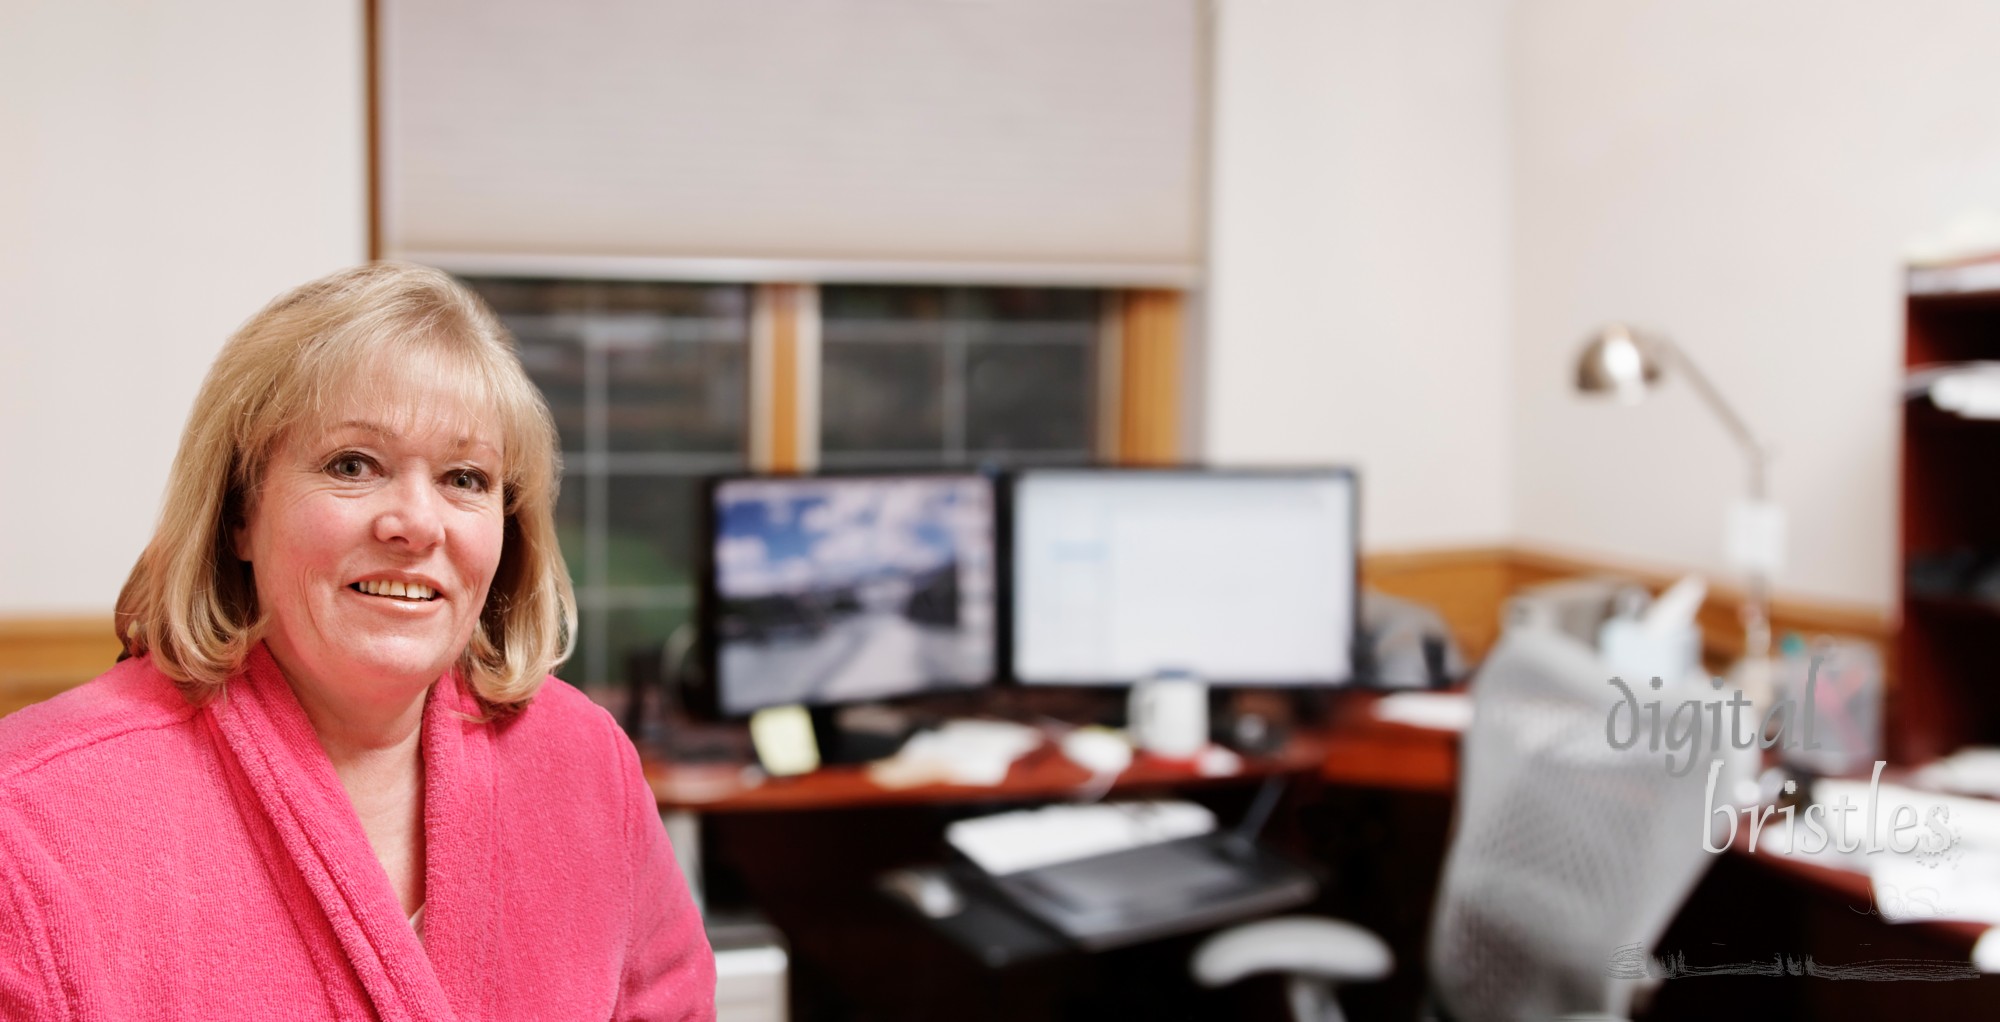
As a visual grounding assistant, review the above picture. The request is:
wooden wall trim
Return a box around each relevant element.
[0,546,1894,717]
[1363,544,1891,667]
[0,616,122,718]
[768,283,802,472]
[749,282,813,473]
[1361,547,1517,663]
[1115,289,1183,464]
[1507,543,1892,659]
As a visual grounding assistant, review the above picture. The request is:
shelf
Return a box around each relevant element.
[1904,399,2000,431]
[1905,593,2000,621]
[1908,260,2000,299]
[1900,275,2000,761]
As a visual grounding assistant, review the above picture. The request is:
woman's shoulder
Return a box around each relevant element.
[489,677,652,827]
[496,675,633,760]
[0,656,201,794]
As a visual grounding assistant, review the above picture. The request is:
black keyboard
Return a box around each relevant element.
[982,834,1318,951]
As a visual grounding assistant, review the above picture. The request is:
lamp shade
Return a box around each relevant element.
[1574,324,1666,404]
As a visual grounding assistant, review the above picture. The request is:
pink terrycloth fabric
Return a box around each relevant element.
[0,644,715,1020]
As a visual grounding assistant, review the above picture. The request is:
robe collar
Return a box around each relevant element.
[205,643,500,1021]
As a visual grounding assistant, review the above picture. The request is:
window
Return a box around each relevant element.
[466,278,752,691]
[819,286,1103,470]
[466,277,1179,692]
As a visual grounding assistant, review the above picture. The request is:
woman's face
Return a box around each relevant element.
[233,377,506,713]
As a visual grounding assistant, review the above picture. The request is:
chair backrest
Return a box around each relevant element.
[1427,627,1756,1022]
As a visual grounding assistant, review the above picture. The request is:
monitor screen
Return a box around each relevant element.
[1010,468,1357,686]
[705,473,997,716]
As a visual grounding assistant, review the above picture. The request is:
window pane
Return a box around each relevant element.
[966,339,1093,455]
[461,275,748,691]
[819,341,945,453]
[597,281,750,454]
[604,603,692,690]
[604,340,748,452]
[961,286,1101,322]
[820,285,950,322]
[821,285,1100,468]
[604,475,702,590]
[473,280,589,447]
[553,477,587,676]
[554,470,587,581]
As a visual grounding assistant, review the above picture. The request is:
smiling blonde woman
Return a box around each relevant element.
[0,264,716,1020]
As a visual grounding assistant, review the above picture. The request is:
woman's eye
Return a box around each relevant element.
[327,454,372,479]
[448,469,490,493]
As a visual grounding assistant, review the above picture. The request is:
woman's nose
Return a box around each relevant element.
[374,474,445,550]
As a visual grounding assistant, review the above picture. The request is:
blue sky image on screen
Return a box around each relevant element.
[713,477,995,714]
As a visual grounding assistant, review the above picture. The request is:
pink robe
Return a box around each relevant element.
[0,644,715,1020]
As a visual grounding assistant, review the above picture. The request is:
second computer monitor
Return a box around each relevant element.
[706,473,998,716]
[1010,468,1358,687]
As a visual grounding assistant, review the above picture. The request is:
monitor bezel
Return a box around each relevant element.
[1003,464,1362,690]
[694,467,1003,719]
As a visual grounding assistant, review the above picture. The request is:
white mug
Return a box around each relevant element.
[1128,674,1208,759]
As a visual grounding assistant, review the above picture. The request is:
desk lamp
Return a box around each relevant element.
[1572,324,1784,667]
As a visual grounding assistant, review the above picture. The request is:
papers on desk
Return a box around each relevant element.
[1914,747,2000,800]
[1373,691,1473,732]
[1974,928,2000,973]
[1807,778,2000,926]
[945,800,1217,876]
[866,719,1042,789]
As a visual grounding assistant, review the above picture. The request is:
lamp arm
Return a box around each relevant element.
[1657,340,1771,501]
[1658,338,1776,664]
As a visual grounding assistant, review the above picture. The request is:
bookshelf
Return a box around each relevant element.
[1897,258,2000,761]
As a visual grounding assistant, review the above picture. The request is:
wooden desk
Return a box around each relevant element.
[645,726,1329,813]
[645,721,1342,1021]
[642,687,1464,812]
[1310,692,2000,1019]
[1317,691,1459,793]
[648,694,2000,1019]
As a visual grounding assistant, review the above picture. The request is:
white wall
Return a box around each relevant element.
[0,1,367,613]
[1511,0,2000,612]
[1204,0,1516,551]
[13,1,1991,616]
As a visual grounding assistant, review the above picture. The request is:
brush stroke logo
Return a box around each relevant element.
[1603,657,1959,858]
[1607,942,1977,982]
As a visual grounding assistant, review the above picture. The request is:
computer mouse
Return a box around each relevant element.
[1062,728,1134,775]
[879,867,965,919]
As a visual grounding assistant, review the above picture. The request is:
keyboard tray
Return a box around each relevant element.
[979,834,1318,951]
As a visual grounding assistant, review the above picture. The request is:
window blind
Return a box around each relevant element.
[380,0,1205,284]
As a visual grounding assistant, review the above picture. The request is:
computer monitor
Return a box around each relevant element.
[701,472,998,717]
[1009,467,1358,687]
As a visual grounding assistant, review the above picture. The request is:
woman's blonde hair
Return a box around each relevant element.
[116,262,575,712]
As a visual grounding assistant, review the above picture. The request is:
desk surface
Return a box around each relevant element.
[646,727,1328,813]
[645,690,1464,813]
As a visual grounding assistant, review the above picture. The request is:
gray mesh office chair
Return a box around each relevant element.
[1426,627,1757,1022]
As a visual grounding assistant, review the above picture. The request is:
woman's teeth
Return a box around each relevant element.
[352,580,437,601]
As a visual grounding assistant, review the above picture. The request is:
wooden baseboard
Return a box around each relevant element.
[0,548,1893,717]
[1505,544,1892,663]
[1362,544,1891,670]
[0,616,122,718]
[1360,546,1518,662]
